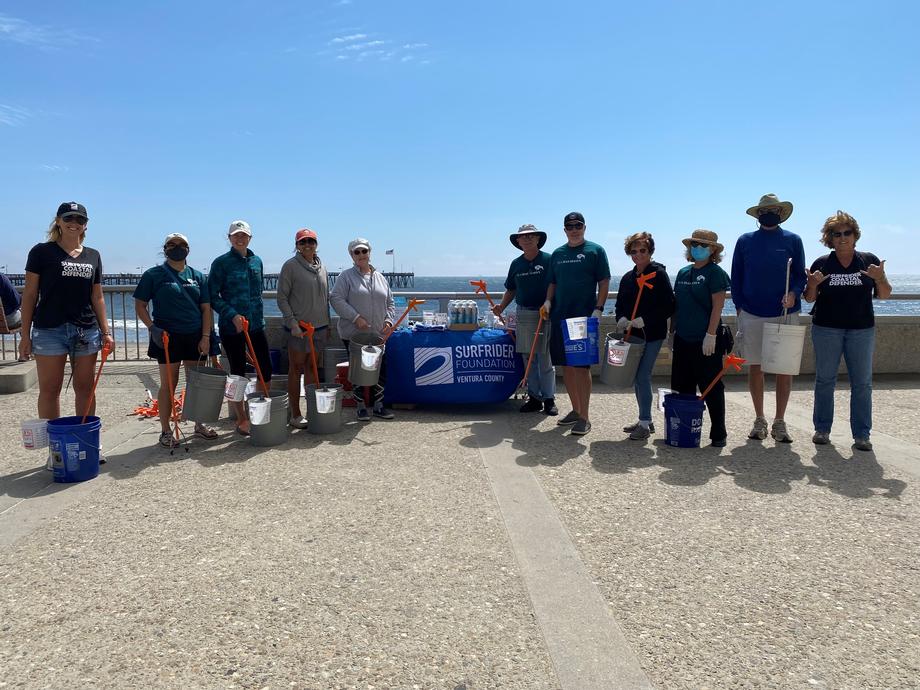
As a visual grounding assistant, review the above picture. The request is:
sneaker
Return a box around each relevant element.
[356,406,370,422]
[571,418,592,435]
[853,438,873,452]
[812,431,830,445]
[771,419,793,443]
[373,403,395,420]
[158,431,179,448]
[748,416,768,440]
[519,396,543,413]
[710,437,727,448]
[628,425,651,441]
[289,415,309,429]
[623,421,655,433]
[543,398,558,416]
[557,410,581,426]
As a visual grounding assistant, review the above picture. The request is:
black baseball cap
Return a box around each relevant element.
[563,211,585,225]
[57,202,88,220]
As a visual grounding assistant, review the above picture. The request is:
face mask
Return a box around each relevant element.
[165,246,189,261]
[758,211,781,227]
[690,246,711,261]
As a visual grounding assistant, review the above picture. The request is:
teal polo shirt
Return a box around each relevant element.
[673,262,730,342]
[133,263,209,334]
[504,251,552,309]
[547,241,611,319]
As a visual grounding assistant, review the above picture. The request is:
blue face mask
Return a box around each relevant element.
[690,246,711,261]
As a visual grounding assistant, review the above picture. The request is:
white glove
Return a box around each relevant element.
[591,309,602,319]
[616,317,629,331]
[540,300,551,319]
[666,332,675,352]
[702,332,717,356]
[291,323,303,338]
[630,316,645,329]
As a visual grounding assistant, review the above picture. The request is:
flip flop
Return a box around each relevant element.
[194,424,219,440]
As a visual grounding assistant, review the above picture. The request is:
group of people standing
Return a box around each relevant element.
[12,194,890,451]
[495,194,891,450]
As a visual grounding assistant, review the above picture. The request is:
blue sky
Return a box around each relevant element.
[2,1,918,277]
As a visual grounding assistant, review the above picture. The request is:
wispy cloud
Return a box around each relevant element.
[326,31,431,64]
[0,13,97,49]
[330,33,366,44]
[403,43,428,49]
[41,164,69,173]
[0,104,31,127]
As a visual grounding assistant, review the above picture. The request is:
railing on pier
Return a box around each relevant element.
[6,272,416,290]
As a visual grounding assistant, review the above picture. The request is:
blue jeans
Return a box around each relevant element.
[526,351,556,401]
[811,324,874,439]
[31,323,102,357]
[634,339,663,422]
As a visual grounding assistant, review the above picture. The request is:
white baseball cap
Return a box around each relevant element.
[228,220,252,236]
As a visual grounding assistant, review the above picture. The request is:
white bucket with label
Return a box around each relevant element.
[248,397,272,425]
[224,374,249,401]
[360,345,383,371]
[564,317,587,340]
[315,389,338,414]
[761,322,806,375]
[21,418,49,450]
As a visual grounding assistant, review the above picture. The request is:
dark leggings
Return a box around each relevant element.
[342,339,386,406]
[221,328,273,382]
[670,334,726,441]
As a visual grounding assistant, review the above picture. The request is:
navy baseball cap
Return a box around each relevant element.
[57,202,88,220]
[563,211,585,225]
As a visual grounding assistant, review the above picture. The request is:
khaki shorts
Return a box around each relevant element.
[287,325,329,358]
[735,309,798,365]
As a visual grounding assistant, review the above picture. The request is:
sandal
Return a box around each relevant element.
[194,423,219,440]
[158,431,179,448]
[235,425,251,437]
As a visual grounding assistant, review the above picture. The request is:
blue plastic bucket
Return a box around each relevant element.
[562,316,600,366]
[47,415,102,483]
[663,394,705,448]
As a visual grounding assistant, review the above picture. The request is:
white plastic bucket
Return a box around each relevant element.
[315,389,337,414]
[248,397,272,425]
[21,418,49,450]
[360,346,382,371]
[761,322,807,375]
[606,340,631,367]
[224,374,249,401]
[565,317,587,340]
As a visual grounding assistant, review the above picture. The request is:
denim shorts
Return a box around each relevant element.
[31,323,102,357]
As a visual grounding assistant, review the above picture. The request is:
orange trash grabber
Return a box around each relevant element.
[80,339,114,423]
[470,279,506,326]
[517,311,546,391]
[297,320,322,387]
[239,317,270,397]
[159,331,183,444]
[700,353,746,401]
[623,271,656,341]
[382,298,426,344]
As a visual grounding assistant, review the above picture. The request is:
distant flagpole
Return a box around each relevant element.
[386,248,395,273]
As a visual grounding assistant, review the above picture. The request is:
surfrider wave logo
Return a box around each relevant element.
[414,347,454,386]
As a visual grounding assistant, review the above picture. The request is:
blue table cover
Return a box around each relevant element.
[384,328,524,404]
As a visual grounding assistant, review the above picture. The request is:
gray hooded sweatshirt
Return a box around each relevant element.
[276,253,330,330]
[329,265,396,341]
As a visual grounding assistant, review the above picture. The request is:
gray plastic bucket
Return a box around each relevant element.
[348,332,384,387]
[183,366,227,422]
[247,391,290,447]
[600,333,645,389]
[514,309,549,354]
[306,383,344,434]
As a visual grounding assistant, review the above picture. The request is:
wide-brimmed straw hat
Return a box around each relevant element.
[509,224,547,249]
[682,229,724,254]
[746,193,794,223]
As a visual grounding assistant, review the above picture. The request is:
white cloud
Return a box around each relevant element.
[403,43,428,49]
[335,54,348,60]
[0,104,30,126]
[400,55,414,62]
[41,164,69,172]
[330,33,366,44]
[0,13,96,49]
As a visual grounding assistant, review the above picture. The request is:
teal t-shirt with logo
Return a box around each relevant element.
[673,262,730,342]
[504,251,552,309]
[133,263,209,335]
[547,241,611,319]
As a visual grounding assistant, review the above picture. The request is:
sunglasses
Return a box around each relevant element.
[832,229,854,238]
[564,223,585,230]
[297,238,317,245]
[629,248,649,255]
[61,215,87,224]
[689,242,708,248]
[352,248,369,255]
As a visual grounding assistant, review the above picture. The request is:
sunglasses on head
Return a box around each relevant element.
[564,222,585,230]
[630,247,648,255]
[297,238,317,245]
[832,229,854,238]
[352,248,369,255]
[61,215,87,224]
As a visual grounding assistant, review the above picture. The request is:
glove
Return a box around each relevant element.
[616,317,629,331]
[540,300,551,319]
[149,324,165,346]
[591,309,602,319]
[702,332,717,356]
[291,323,303,338]
[630,316,645,329]
[666,332,675,352]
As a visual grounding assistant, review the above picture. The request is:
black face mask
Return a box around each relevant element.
[758,211,781,227]
[165,246,189,261]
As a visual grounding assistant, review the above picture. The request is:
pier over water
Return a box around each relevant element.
[4,272,416,290]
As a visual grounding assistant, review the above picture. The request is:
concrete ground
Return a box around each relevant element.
[1,363,918,689]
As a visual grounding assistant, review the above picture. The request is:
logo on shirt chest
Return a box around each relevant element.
[827,273,863,287]
[60,261,94,280]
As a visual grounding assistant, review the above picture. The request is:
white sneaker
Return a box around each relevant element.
[289,415,309,429]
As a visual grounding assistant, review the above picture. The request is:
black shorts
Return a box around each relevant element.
[147,331,203,364]
[549,319,590,369]
[220,328,273,381]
